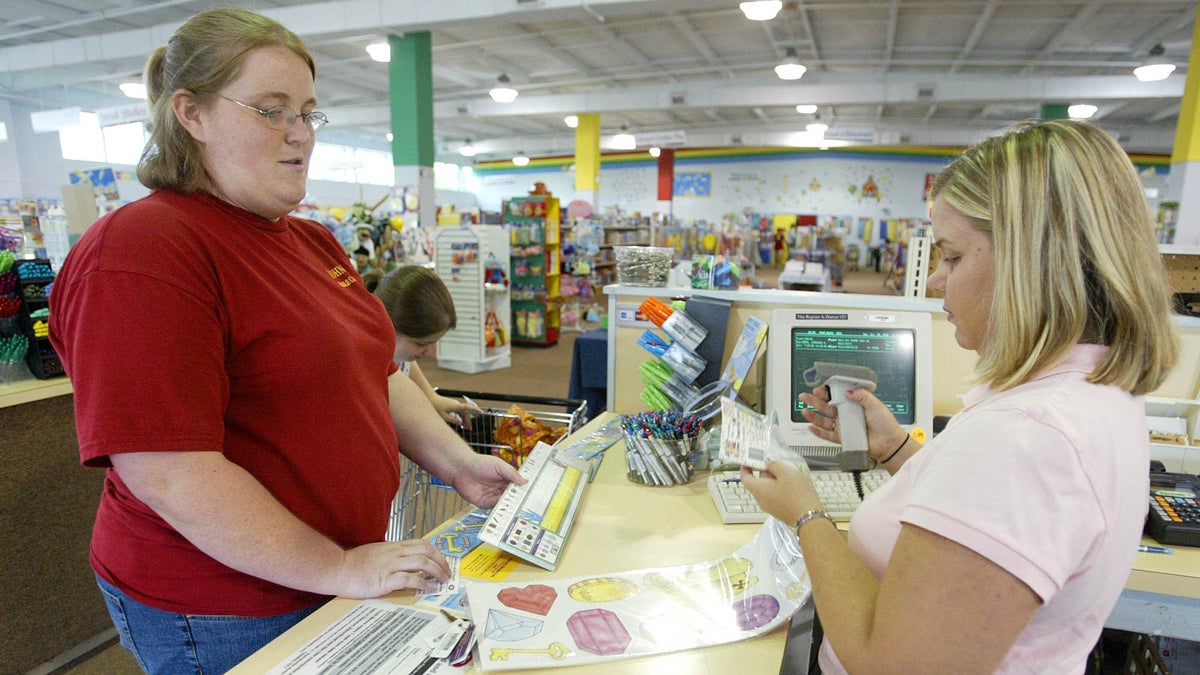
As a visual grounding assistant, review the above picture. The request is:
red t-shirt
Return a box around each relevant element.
[49,190,400,616]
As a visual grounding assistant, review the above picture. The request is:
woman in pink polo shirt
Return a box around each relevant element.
[743,119,1179,673]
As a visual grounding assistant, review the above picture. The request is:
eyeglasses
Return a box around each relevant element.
[218,95,328,133]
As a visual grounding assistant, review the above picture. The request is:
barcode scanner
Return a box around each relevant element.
[803,362,878,473]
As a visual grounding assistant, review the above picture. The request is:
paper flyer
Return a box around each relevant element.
[265,601,457,675]
[465,518,810,670]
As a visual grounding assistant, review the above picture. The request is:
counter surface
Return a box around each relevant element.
[230,414,1200,671]
[0,376,72,409]
[231,414,792,674]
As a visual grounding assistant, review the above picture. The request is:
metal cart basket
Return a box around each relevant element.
[385,390,586,541]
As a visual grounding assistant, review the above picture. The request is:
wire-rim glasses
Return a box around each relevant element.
[218,95,328,133]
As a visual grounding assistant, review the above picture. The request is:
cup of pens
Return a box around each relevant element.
[621,411,701,486]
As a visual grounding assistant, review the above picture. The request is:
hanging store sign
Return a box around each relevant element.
[824,128,877,144]
[635,130,686,147]
[96,103,149,128]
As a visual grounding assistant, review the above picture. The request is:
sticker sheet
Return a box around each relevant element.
[464,519,810,670]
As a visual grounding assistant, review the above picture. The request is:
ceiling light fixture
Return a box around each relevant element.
[795,104,818,114]
[386,132,394,142]
[489,74,518,103]
[775,48,807,81]
[612,125,636,150]
[119,82,146,99]
[365,41,390,63]
[512,152,530,166]
[564,115,579,128]
[459,139,478,157]
[1133,44,1175,82]
[740,1,783,21]
[1068,104,1097,119]
[649,147,661,157]
[807,119,829,134]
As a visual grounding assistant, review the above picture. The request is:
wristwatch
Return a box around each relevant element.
[793,509,835,537]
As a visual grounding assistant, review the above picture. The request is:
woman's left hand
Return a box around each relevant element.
[739,460,823,526]
[431,394,482,428]
[451,452,526,508]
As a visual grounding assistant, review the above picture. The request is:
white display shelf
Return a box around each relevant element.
[435,225,511,374]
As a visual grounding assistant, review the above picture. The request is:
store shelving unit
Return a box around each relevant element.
[1146,396,1200,475]
[434,225,511,374]
[13,258,63,379]
[504,195,560,347]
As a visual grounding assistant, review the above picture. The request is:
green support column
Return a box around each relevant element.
[388,32,435,234]
[1040,103,1069,120]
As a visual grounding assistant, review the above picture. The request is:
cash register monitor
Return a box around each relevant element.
[765,308,934,463]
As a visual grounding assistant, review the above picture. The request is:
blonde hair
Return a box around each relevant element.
[931,119,1178,395]
[137,8,315,192]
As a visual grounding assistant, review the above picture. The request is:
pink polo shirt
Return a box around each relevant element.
[819,344,1149,674]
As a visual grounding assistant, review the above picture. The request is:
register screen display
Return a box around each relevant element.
[790,326,917,424]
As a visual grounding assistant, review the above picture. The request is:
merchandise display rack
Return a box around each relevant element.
[504,195,560,347]
[13,258,63,379]
[434,225,512,374]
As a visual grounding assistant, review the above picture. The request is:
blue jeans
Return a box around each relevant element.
[96,574,321,674]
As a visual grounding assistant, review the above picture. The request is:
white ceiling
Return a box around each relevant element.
[0,0,1195,162]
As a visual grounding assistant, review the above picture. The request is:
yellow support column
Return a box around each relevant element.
[1168,6,1200,243]
[574,113,600,215]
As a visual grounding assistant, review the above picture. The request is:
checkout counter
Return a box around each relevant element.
[234,285,1200,672]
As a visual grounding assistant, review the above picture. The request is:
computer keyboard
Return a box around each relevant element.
[707,469,892,524]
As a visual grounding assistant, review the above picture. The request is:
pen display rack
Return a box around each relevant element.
[621,411,701,486]
[7,257,64,380]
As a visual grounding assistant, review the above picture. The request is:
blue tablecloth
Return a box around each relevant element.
[568,329,608,422]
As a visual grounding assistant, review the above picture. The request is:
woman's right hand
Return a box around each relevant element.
[799,386,909,463]
[336,539,452,599]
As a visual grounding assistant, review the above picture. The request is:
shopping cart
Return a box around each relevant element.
[385,390,587,541]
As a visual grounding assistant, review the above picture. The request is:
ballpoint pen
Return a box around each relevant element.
[1138,544,1175,554]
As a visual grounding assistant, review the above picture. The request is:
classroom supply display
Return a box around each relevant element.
[620,411,701,486]
[479,441,590,571]
[614,245,672,287]
[465,518,811,671]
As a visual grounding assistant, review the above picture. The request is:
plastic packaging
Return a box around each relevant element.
[639,296,708,351]
[637,330,704,383]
